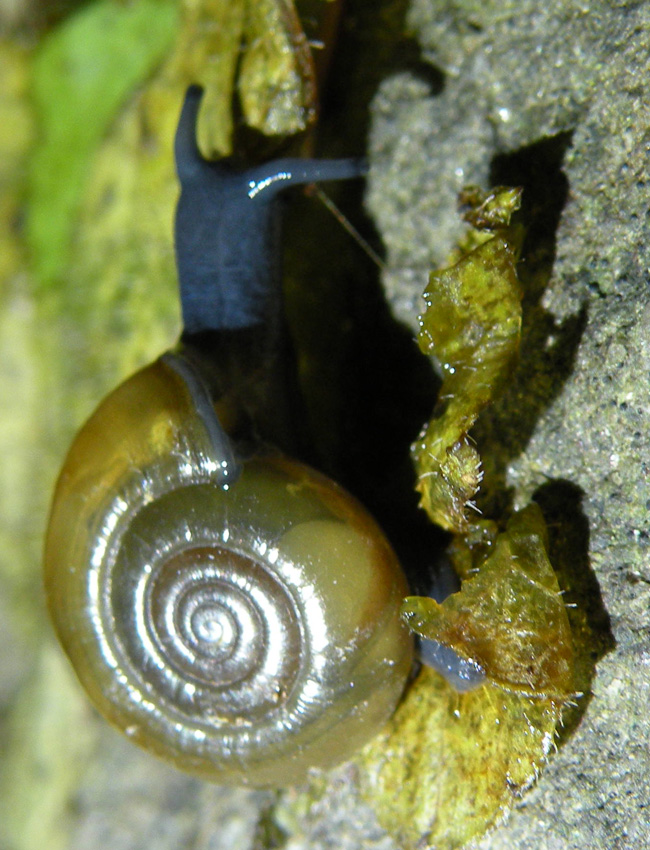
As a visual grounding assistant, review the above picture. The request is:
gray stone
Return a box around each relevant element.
[365,1,650,848]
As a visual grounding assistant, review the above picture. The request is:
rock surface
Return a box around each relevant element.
[365,1,650,848]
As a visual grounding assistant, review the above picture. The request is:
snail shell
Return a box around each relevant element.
[44,85,413,787]
[44,355,413,786]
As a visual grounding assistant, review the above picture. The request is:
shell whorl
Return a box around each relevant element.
[45,358,413,786]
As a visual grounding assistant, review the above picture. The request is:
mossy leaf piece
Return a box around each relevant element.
[460,185,523,232]
[172,0,316,157]
[446,517,499,581]
[402,504,574,700]
[412,227,522,533]
[239,0,317,136]
[359,666,563,850]
[358,506,573,849]
[371,189,576,849]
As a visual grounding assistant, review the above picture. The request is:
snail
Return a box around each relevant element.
[44,85,414,788]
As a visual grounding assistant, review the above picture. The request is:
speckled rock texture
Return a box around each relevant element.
[364,1,650,848]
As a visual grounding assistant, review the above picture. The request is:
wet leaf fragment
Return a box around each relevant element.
[412,194,522,533]
[355,187,574,850]
[239,0,317,136]
[173,0,317,156]
[359,505,573,849]
[460,185,523,232]
[402,504,574,700]
[359,667,563,850]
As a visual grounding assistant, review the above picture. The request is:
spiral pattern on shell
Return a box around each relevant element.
[45,358,413,786]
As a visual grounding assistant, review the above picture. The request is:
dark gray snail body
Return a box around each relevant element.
[44,86,413,787]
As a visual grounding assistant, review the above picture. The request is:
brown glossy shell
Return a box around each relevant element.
[44,357,413,787]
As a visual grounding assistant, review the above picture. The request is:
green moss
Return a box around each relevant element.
[28,0,179,289]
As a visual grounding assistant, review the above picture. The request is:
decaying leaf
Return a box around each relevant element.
[239,0,316,136]
[355,189,574,850]
[411,195,522,533]
[359,666,563,850]
[402,504,573,700]
[460,185,523,233]
[359,505,573,849]
[171,0,317,157]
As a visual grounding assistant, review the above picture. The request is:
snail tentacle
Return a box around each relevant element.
[174,85,366,335]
